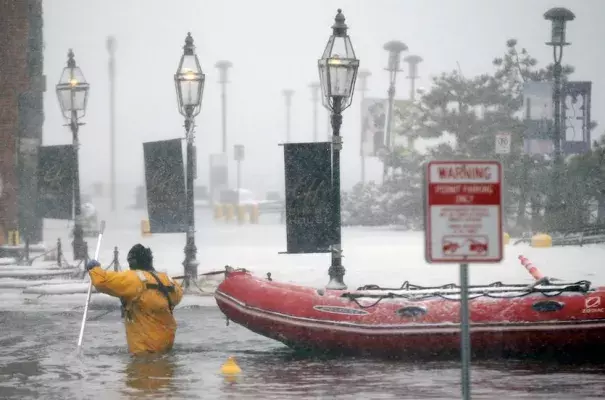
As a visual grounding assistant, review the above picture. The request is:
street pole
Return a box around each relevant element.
[318,9,359,290]
[404,54,422,102]
[107,36,117,212]
[215,61,232,154]
[282,89,294,142]
[382,40,408,183]
[357,70,371,184]
[176,33,205,287]
[236,159,241,203]
[70,110,86,261]
[183,111,198,283]
[544,7,575,232]
[328,97,344,289]
[309,82,320,142]
[460,262,471,400]
[56,49,90,262]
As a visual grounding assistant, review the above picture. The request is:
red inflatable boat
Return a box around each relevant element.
[214,257,605,359]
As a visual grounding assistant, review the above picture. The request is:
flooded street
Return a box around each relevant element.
[2,307,605,399]
[1,210,605,399]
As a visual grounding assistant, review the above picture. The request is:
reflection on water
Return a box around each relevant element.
[122,354,179,398]
[1,307,604,400]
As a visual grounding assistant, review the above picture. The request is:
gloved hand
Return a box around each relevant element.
[85,259,101,271]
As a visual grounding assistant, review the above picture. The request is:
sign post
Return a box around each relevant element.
[424,160,503,400]
[233,145,245,205]
[495,132,511,155]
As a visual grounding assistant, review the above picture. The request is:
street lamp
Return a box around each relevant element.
[282,89,294,142]
[215,60,233,154]
[544,7,574,231]
[382,40,408,181]
[318,8,359,290]
[56,49,90,262]
[174,32,205,286]
[403,54,422,101]
[308,82,321,141]
[106,36,117,212]
[357,69,371,184]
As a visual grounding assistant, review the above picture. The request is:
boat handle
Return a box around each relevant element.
[396,306,427,318]
[532,300,565,312]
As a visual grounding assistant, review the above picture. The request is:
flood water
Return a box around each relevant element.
[2,305,605,400]
[1,209,605,399]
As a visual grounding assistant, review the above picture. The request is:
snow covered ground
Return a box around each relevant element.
[1,204,604,313]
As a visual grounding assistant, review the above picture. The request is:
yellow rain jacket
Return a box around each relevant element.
[88,267,184,355]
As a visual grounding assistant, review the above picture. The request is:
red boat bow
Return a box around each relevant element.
[215,268,605,358]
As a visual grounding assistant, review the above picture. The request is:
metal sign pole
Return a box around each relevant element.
[460,262,471,400]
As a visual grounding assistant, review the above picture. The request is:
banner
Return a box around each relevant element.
[562,81,592,155]
[37,145,75,220]
[283,142,336,253]
[143,139,187,233]
[522,80,593,155]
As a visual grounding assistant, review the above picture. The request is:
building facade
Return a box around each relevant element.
[0,0,45,244]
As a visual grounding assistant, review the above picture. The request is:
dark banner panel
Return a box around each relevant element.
[37,145,75,220]
[143,139,187,233]
[283,142,336,253]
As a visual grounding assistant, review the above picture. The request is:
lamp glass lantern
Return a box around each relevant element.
[544,7,575,47]
[318,9,359,111]
[174,33,205,117]
[56,50,90,120]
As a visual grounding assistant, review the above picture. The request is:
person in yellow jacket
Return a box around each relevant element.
[85,244,184,355]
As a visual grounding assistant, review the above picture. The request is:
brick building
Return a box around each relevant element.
[0,0,45,244]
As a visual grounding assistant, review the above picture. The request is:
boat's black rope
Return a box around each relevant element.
[341,280,593,309]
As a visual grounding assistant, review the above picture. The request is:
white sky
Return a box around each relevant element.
[42,0,605,196]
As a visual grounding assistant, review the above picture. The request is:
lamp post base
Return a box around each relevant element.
[326,259,346,290]
[182,241,198,289]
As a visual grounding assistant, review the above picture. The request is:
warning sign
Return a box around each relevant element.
[424,161,503,263]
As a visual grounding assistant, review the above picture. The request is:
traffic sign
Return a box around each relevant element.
[495,132,511,154]
[424,160,503,263]
[234,144,245,162]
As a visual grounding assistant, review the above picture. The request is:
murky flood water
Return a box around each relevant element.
[2,212,605,399]
[1,305,605,400]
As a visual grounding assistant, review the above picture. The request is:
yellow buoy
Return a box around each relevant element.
[220,356,242,375]
[531,233,552,248]
[503,232,510,245]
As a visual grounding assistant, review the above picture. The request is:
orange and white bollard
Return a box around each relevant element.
[518,255,545,281]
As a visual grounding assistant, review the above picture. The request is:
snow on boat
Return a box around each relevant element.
[215,260,605,359]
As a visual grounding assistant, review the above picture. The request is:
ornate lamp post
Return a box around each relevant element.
[382,40,408,181]
[56,49,90,262]
[174,32,205,285]
[544,7,574,231]
[318,9,359,290]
